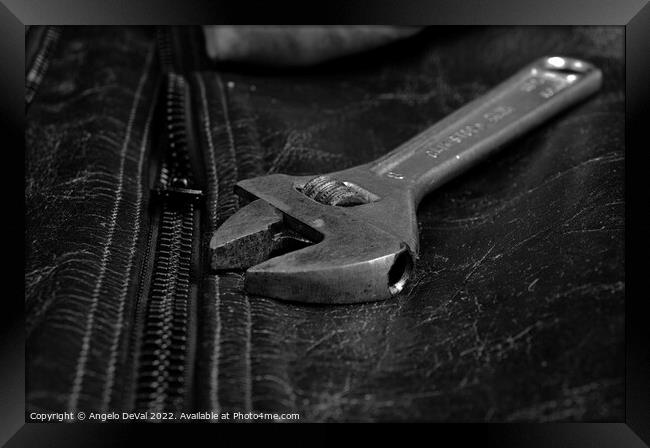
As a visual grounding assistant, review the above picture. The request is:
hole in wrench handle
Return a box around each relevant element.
[369,56,602,204]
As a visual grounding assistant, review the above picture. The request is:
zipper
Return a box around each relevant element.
[157,26,209,73]
[129,32,205,413]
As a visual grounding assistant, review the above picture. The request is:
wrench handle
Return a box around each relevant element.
[369,56,602,203]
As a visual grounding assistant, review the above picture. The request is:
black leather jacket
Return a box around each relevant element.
[25,26,624,421]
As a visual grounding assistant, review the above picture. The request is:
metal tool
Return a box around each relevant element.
[210,56,602,304]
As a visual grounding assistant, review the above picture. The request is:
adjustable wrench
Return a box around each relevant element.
[210,56,602,304]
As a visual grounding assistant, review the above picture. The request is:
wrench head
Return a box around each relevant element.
[210,171,417,304]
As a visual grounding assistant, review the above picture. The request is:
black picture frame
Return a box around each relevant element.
[4,0,649,445]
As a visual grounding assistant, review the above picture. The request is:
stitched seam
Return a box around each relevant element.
[197,74,223,412]
[215,75,239,183]
[67,44,155,412]
[243,292,253,414]
[196,74,219,231]
[210,276,222,414]
[100,86,157,411]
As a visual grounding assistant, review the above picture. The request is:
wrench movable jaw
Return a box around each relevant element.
[236,171,419,250]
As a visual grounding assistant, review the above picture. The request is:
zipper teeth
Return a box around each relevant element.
[26,26,61,104]
[156,28,175,73]
[165,73,192,179]
[136,205,194,411]
[134,69,200,412]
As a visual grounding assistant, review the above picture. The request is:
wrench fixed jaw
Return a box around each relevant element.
[246,231,412,304]
[210,171,419,303]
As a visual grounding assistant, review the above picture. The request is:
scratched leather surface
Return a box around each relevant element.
[24,26,624,421]
[195,27,624,421]
[25,27,158,412]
